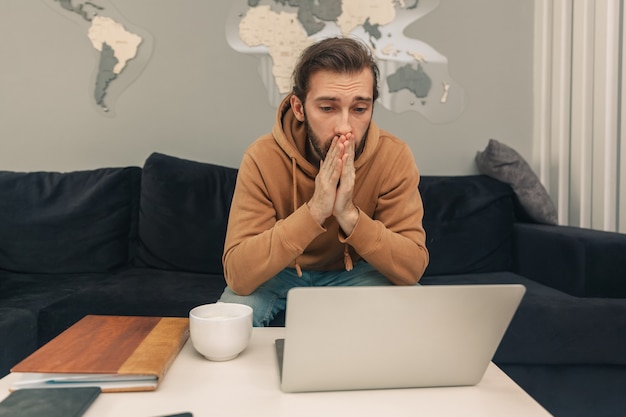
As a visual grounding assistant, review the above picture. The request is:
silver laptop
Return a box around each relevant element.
[275,284,525,393]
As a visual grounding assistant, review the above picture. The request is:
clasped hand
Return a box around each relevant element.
[307,134,359,236]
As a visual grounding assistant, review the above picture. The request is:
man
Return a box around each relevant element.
[220,37,429,326]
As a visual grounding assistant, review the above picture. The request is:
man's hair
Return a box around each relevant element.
[292,37,380,103]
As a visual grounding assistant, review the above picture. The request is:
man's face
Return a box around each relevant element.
[292,68,374,162]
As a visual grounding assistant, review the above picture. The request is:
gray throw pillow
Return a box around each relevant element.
[475,139,558,225]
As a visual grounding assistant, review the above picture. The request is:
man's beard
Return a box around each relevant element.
[304,118,368,162]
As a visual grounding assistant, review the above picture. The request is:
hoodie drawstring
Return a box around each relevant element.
[292,157,303,277]
[344,245,354,271]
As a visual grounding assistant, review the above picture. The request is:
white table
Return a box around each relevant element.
[0,328,552,417]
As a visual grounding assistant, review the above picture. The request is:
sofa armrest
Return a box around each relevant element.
[512,223,626,298]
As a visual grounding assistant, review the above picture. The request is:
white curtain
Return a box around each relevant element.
[534,0,625,232]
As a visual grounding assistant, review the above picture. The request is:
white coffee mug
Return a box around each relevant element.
[189,303,253,361]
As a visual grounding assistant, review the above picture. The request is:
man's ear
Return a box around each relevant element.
[290,95,305,122]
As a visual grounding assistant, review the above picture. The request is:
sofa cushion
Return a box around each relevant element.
[514,223,626,298]
[419,175,514,276]
[136,153,238,274]
[0,271,108,310]
[0,308,37,377]
[421,272,626,366]
[500,364,626,417]
[0,167,141,274]
[37,268,227,345]
[476,139,558,225]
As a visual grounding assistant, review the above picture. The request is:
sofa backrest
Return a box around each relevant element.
[0,153,517,278]
[134,154,518,277]
[135,152,238,274]
[419,175,515,276]
[0,167,141,274]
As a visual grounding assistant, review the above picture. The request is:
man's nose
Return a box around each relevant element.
[335,110,352,136]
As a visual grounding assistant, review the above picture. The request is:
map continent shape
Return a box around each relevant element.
[94,43,119,106]
[283,0,342,36]
[387,64,432,99]
[336,0,396,35]
[49,0,152,114]
[239,5,312,93]
[88,15,142,74]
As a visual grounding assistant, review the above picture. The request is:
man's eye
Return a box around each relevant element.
[354,107,367,113]
[320,106,333,112]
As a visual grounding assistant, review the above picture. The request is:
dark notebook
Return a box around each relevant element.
[0,387,100,417]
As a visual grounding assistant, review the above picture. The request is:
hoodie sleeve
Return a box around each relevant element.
[341,145,429,285]
[222,152,325,296]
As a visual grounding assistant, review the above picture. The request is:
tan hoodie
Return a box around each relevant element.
[222,95,429,295]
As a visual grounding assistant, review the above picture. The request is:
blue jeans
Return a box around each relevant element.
[218,262,392,327]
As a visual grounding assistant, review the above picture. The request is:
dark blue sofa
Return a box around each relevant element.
[1,152,625,417]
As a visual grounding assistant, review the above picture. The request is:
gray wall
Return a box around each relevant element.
[0,1,534,174]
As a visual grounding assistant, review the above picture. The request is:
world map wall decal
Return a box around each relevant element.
[43,0,154,117]
[226,0,465,123]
